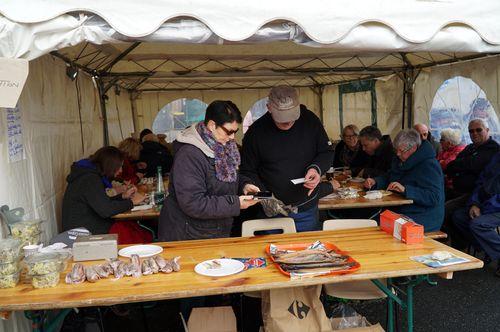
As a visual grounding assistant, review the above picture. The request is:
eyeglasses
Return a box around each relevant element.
[468,128,483,134]
[341,134,357,139]
[395,145,413,154]
[219,125,239,136]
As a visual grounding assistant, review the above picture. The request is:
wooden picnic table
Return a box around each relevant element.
[114,190,413,219]
[0,228,482,311]
[318,192,413,210]
[112,207,160,219]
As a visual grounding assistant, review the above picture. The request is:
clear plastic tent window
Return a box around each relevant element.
[152,98,207,142]
[430,76,500,144]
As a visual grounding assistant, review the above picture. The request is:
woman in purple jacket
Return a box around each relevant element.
[158,100,259,241]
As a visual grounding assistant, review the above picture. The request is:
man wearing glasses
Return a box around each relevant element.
[240,86,333,232]
[444,119,499,247]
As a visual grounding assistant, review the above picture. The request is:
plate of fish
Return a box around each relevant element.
[194,259,245,277]
[266,241,360,277]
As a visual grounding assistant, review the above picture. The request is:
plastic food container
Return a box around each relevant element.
[32,272,60,289]
[24,252,65,275]
[0,272,20,288]
[0,238,22,263]
[10,220,44,245]
[0,261,20,276]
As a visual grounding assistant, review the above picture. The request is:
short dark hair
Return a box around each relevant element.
[89,146,124,178]
[359,126,382,141]
[204,100,242,126]
[139,128,153,142]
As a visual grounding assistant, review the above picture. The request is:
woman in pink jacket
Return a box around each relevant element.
[437,128,465,188]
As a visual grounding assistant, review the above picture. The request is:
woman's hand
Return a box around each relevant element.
[122,186,137,199]
[243,184,260,195]
[387,182,405,193]
[136,172,144,180]
[330,179,341,191]
[239,195,258,209]
[114,184,127,194]
[131,192,146,205]
[364,178,376,190]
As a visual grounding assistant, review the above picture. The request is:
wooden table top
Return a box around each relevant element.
[318,193,413,210]
[0,228,482,311]
[114,191,413,219]
[112,207,160,219]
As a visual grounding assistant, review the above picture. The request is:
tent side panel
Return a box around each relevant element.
[135,88,321,143]
[413,56,500,127]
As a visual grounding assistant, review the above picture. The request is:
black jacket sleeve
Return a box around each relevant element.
[240,129,267,191]
[446,146,496,175]
[307,117,334,175]
[82,175,133,219]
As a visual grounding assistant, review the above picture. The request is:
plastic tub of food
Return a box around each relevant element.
[10,219,44,245]
[0,238,22,263]
[0,271,20,288]
[24,252,64,275]
[0,261,20,276]
[32,271,60,289]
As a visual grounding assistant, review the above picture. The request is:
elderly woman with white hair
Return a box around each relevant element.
[437,128,465,188]
[364,129,445,231]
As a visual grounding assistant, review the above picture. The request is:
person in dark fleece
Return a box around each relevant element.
[365,129,444,231]
[139,130,174,177]
[240,85,333,232]
[357,125,395,178]
[453,152,500,277]
[444,119,499,247]
[158,100,258,242]
[62,146,144,234]
[333,124,369,175]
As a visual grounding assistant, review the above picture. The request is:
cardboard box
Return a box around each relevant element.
[379,210,423,244]
[187,306,236,332]
[73,234,118,261]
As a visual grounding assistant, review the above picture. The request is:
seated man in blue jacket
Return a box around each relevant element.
[453,152,500,276]
[364,129,445,231]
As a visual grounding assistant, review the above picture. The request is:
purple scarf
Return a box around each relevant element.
[196,122,240,182]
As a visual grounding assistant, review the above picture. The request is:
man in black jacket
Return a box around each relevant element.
[414,123,441,156]
[357,126,395,178]
[443,119,499,246]
[240,86,333,232]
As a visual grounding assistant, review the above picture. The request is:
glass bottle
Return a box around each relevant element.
[154,166,165,208]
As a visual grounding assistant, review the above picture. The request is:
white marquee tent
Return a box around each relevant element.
[1,1,500,329]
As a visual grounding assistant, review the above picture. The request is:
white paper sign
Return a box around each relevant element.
[0,58,29,108]
[6,106,24,163]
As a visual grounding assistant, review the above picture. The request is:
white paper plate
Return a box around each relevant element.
[118,244,163,258]
[349,177,365,183]
[131,204,153,211]
[194,259,245,277]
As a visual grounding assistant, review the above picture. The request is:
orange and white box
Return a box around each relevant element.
[380,210,423,244]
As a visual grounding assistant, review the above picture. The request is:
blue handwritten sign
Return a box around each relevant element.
[6,106,24,162]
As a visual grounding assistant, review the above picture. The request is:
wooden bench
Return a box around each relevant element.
[425,231,448,240]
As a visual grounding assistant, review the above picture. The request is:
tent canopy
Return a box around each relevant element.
[1,0,500,91]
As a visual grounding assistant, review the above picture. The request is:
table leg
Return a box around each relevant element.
[373,275,435,332]
[25,309,72,332]
[387,278,395,332]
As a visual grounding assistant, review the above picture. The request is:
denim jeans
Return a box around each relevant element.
[288,205,320,232]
